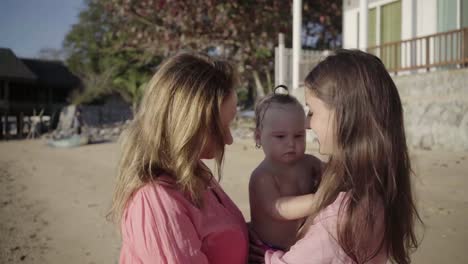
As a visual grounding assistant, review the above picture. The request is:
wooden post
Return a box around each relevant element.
[0,80,3,140]
[27,115,32,137]
[426,37,430,72]
[461,28,468,67]
[48,86,52,113]
[0,113,3,140]
[17,112,24,138]
[4,111,9,139]
[17,114,20,138]
[4,81,10,139]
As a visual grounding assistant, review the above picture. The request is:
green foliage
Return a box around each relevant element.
[64,0,342,108]
[64,0,161,107]
[70,66,115,105]
[113,68,151,110]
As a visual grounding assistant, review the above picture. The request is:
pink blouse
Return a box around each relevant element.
[119,176,249,264]
[265,192,388,264]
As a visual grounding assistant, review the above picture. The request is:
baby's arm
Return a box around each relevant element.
[250,170,316,221]
[270,154,325,221]
[273,194,317,220]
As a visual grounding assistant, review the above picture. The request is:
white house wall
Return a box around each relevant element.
[343,9,359,48]
[343,0,439,48]
[401,0,416,39]
[344,0,407,50]
[342,0,442,74]
[416,0,437,37]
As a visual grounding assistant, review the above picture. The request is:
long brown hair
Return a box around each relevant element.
[304,49,422,263]
[108,53,238,226]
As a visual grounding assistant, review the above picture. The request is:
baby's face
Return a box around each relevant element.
[257,104,306,164]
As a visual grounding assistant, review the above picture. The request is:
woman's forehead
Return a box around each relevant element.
[305,93,327,108]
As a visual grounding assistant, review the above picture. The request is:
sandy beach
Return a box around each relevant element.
[1,138,467,263]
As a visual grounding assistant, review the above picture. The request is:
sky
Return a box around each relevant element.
[0,0,84,58]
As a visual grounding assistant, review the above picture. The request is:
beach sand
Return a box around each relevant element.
[0,139,467,263]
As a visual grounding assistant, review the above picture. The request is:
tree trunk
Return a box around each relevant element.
[265,68,272,94]
[132,101,138,118]
[246,85,254,108]
[252,70,265,98]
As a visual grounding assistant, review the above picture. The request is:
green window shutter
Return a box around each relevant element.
[437,0,459,64]
[381,1,402,71]
[462,0,468,27]
[437,0,458,31]
[381,1,401,43]
[463,0,468,60]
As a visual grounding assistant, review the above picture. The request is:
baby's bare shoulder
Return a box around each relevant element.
[249,165,276,192]
[250,165,272,184]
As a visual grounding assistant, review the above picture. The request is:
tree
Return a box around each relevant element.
[113,69,150,113]
[63,0,112,75]
[64,0,342,108]
[64,0,160,109]
[107,0,341,106]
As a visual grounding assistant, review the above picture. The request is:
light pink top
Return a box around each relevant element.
[265,192,388,264]
[120,176,249,264]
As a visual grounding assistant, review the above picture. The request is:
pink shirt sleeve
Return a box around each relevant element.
[265,192,387,264]
[119,184,209,264]
[265,212,349,264]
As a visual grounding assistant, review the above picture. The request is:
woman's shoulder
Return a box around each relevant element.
[314,191,384,234]
[297,192,348,238]
[126,176,189,215]
[314,192,349,223]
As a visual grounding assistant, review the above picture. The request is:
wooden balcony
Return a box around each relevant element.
[367,27,468,74]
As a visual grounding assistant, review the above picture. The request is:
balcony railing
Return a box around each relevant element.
[367,27,468,74]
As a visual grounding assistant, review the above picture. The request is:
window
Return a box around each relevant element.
[463,0,468,27]
[381,1,402,43]
[381,0,402,69]
[437,0,457,31]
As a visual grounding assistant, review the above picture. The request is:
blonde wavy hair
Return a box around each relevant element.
[108,53,238,226]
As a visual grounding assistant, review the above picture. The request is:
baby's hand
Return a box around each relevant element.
[247,222,265,264]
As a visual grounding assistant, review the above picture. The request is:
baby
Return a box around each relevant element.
[249,86,322,251]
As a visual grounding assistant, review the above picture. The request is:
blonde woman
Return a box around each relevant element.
[109,53,248,263]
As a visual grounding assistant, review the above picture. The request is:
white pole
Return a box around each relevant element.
[292,0,302,90]
[278,33,285,85]
[359,0,368,51]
